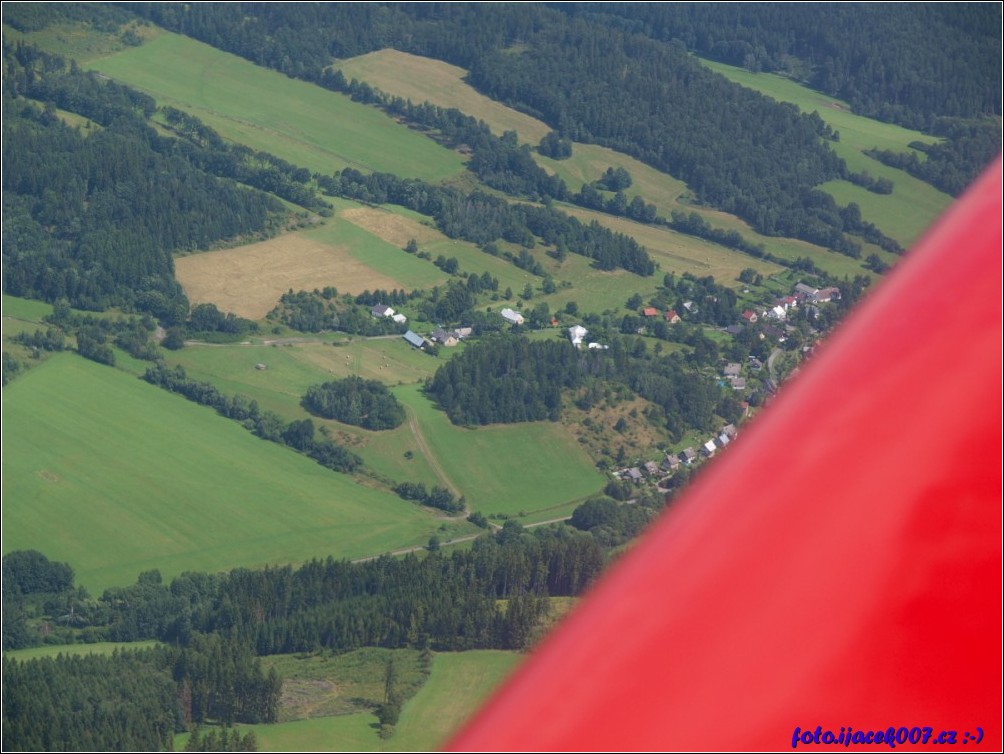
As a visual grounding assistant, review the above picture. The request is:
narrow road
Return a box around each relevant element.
[404,404,462,500]
[351,515,574,563]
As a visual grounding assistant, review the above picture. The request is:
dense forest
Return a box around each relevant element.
[1,42,286,319]
[564,3,1002,130]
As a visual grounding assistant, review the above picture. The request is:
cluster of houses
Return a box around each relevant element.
[617,423,740,485]
[401,326,473,351]
[760,283,841,322]
[370,304,408,324]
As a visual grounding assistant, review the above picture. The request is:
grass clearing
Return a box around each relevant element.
[1,354,442,594]
[395,385,606,516]
[559,205,784,285]
[699,58,953,247]
[179,650,522,752]
[262,648,428,722]
[337,49,551,144]
[86,33,466,182]
[175,231,410,320]
[389,650,523,751]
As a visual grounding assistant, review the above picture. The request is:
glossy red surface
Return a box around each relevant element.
[447,158,1003,751]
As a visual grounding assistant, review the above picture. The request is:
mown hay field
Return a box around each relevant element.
[175,232,408,320]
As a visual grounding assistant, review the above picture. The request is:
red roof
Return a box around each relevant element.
[665,310,680,321]
[642,307,659,317]
[741,310,757,321]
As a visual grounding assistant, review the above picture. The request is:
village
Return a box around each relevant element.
[366,278,842,491]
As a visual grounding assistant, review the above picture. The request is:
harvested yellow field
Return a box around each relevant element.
[175,234,405,319]
[340,206,442,248]
[337,49,551,143]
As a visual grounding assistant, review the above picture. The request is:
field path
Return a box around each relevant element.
[404,404,462,500]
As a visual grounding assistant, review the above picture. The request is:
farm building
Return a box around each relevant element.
[500,308,524,325]
[402,330,427,349]
[392,313,407,324]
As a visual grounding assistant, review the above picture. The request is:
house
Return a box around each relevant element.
[748,357,763,371]
[402,330,426,349]
[454,327,473,340]
[643,461,661,476]
[741,310,758,324]
[568,325,588,348]
[371,304,395,318]
[500,308,524,325]
[587,342,608,350]
[392,313,408,324]
[724,325,743,336]
[794,282,819,300]
[626,467,644,483]
[781,295,798,308]
[664,310,681,323]
[722,423,738,438]
[816,287,840,303]
[679,447,697,464]
[768,305,787,320]
[661,454,681,472]
[702,439,717,457]
[683,301,697,313]
[431,328,458,347]
[717,432,731,447]
[642,307,659,318]
[731,377,747,391]
[724,363,742,378]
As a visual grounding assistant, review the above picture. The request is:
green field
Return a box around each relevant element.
[1,354,445,593]
[389,650,523,750]
[86,32,466,183]
[395,385,606,516]
[699,58,953,247]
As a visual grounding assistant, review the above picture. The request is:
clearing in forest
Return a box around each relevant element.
[175,233,406,320]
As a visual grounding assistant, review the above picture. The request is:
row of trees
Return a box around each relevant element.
[143,363,362,473]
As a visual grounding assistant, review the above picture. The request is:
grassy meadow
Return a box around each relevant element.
[1,354,447,594]
[394,385,606,517]
[86,32,466,183]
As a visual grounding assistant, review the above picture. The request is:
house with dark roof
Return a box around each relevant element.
[643,461,661,476]
[431,328,458,347]
[679,447,697,464]
[371,304,394,318]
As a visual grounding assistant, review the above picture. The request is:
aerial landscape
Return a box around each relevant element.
[2,3,1000,751]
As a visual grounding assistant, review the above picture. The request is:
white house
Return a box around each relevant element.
[568,325,588,347]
